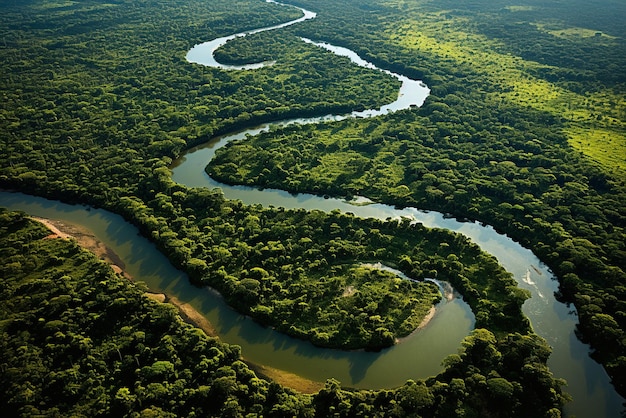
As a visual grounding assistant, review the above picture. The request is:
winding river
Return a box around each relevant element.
[1,1,624,416]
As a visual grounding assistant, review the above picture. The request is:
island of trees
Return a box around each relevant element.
[1,0,624,415]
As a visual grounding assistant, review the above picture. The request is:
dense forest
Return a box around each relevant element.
[0,0,624,415]
[0,210,566,417]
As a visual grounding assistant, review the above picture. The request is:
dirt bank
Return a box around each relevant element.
[34,216,131,279]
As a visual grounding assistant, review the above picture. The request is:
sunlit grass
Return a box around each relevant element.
[534,23,617,41]
[33,1,118,13]
[564,125,626,172]
[34,1,78,9]
[504,6,535,12]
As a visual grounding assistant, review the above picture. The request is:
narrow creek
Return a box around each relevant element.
[1,0,623,415]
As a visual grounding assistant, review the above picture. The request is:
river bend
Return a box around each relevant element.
[1,0,623,416]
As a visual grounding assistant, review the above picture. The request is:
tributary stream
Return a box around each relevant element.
[1,0,623,416]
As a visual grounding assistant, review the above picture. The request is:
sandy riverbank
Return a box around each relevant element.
[34,216,130,279]
[418,306,437,329]
[158,294,324,393]
[248,363,325,394]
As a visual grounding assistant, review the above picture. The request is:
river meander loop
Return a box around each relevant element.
[175,1,625,416]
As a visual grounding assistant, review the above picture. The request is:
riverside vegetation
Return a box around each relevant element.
[0,210,565,416]
[0,0,622,415]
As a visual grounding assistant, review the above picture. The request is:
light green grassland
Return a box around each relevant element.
[384,14,626,174]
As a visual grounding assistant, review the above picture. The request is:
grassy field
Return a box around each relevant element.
[383,8,626,175]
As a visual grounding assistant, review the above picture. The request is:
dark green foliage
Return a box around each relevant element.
[0,0,395,207]
[307,331,566,418]
[0,0,414,350]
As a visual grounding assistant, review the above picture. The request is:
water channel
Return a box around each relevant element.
[1,0,624,415]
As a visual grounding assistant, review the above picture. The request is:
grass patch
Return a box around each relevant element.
[564,125,626,173]
[504,6,535,12]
